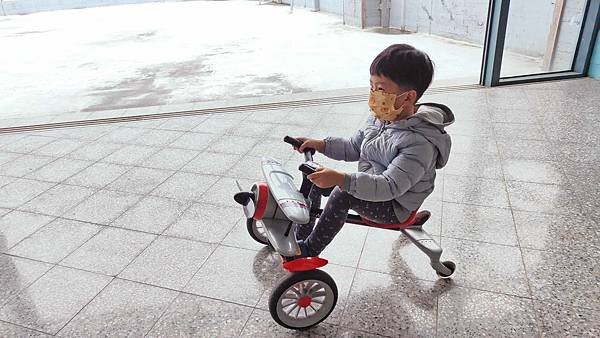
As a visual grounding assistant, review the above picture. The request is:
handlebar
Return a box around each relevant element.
[283,136,314,162]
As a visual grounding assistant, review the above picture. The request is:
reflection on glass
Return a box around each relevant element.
[501,0,587,77]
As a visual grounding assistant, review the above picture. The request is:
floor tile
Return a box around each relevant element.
[25,158,92,183]
[506,181,579,214]
[61,227,156,276]
[112,195,189,234]
[450,135,499,156]
[0,178,55,209]
[198,177,254,207]
[206,135,259,155]
[143,147,199,171]
[105,167,173,195]
[442,203,517,246]
[318,223,368,268]
[0,154,55,178]
[440,237,530,297]
[146,293,253,338]
[169,132,217,151]
[155,115,208,131]
[97,127,147,144]
[0,266,111,334]
[102,144,161,166]
[151,172,219,201]
[498,139,562,161]
[534,300,600,337]
[181,151,242,176]
[19,184,96,217]
[240,309,339,337]
[64,162,130,189]
[225,120,271,138]
[247,137,296,161]
[358,228,442,282]
[450,120,494,137]
[443,175,509,208]
[63,189,142,225]
[437,286,539,337]
[226,155,265,180]
[0,152,21,167]
[513,211,599,251]
[222,218,272,251]
[502,159,566,184]
[340,269,440,337]
[443,152,503,179]
[522,248,600,310]
[0,321,52,337]
[130,129,184,147]
[8,218,101,263]
[119,236,214,290]
[1,135,55,154]
[559,142,600,165]
[0,211,55,251]
[185,245,267,306]
[192,116,238,134]
[30,138,87,157]
[0,255,53,306]
[165,203,241,243]
[65,142,123,162]
[57,278,177,337]
[493,122,547,141]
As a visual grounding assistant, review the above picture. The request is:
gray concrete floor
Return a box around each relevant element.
[0,78,599,337]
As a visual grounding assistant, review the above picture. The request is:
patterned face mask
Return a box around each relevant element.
[368,89,409,122]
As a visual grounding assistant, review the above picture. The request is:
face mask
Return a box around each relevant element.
[368,89,409,122]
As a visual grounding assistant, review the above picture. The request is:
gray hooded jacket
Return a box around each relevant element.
[322,103,454,221]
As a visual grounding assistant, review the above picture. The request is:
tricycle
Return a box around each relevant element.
[234,136,455,330]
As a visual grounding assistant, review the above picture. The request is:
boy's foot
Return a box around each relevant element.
[412,210,431,226]
[282,240,311,261]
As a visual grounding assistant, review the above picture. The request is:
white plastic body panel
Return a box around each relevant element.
[261,156,310,225]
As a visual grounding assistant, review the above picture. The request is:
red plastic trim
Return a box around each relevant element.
[252,182,268,220]
[282,257,329,272]
[360,210,418,229]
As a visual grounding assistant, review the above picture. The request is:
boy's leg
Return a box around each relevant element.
[304,187,401,256]
[294,185,325,241]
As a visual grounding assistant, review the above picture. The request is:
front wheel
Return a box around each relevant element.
[269,269,338,330]
[246,218,270,245]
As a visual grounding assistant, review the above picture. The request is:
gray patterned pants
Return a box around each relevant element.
[296,186,407,256]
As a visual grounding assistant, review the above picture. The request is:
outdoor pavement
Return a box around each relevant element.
[0,77,599,337]
[0,0,540,121]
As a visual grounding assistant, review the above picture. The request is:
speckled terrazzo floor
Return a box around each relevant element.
[0,78,599,337]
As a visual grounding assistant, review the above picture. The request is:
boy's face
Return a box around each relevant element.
[369,74,416,110]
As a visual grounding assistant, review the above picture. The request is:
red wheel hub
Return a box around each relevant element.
[297,296,312,308]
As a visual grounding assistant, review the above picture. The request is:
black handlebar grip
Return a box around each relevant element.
[283,136,303,148]
[283,136,315,155]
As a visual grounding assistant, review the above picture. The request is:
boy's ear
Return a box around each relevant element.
[408,89,418,103]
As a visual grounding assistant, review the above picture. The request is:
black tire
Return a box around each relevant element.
[246,218,270,245]
[269,269,338,330]
[436,261,456,279]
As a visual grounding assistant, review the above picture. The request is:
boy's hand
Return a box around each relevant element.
[307,167,345,188]
[295,137,325,153]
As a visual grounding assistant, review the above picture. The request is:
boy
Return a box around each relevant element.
[293,44,454,258]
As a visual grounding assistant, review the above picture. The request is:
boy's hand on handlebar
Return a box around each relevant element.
[295,137,325,153]
[307,167,345,188]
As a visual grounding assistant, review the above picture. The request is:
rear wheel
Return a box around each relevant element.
[246,218,270,245]
[269,269,338,330]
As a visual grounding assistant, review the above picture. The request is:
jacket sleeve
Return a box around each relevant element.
[341,136,435,202]
[321,128,364,162]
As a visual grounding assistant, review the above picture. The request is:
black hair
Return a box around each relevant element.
[370,44,434,99]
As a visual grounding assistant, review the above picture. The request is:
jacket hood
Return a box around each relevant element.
[387,102,454,169]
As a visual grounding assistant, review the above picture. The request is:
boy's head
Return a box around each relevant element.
[369,44,434,117]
